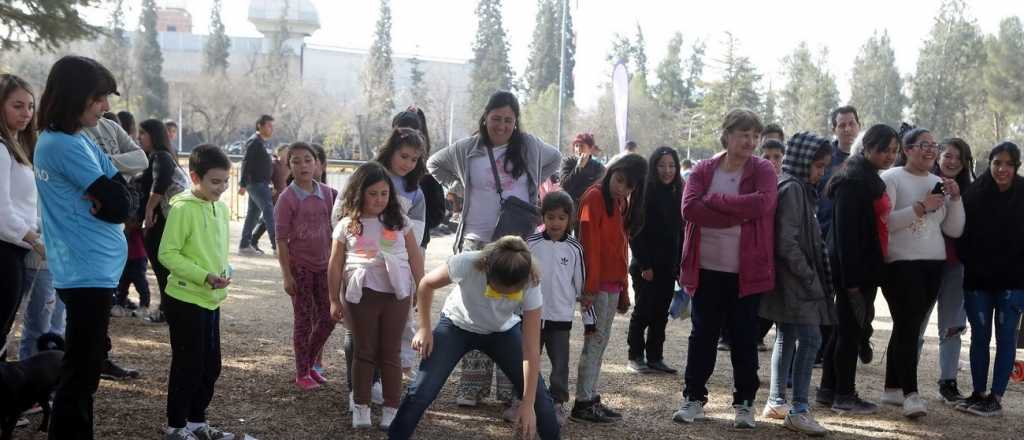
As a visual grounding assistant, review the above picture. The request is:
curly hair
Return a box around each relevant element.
[338,161,406,235]
[374,127,427,192]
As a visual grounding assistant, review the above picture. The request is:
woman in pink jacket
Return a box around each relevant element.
[672,109,778,430]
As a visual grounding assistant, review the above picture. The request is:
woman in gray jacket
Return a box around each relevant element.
[759,132,836,436]
[426,91,561,410]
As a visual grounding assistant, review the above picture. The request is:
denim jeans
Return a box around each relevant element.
[769,323,822,413]
[917,263,967,381]
[964,289,1024,397]
[239,183,275,250]
[18,268,66,360]
[389,316,560,440]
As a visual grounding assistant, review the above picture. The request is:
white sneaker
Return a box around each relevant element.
[672,398,705,424]
[733,403,756,429]
[456,395,478,407]
[784,412,827,437]
[881,388,905,406]
[371,381,384,405]
[352,403,372,428]
[762,400,791,420]
[380,407,398,430]
[902,393,927,419]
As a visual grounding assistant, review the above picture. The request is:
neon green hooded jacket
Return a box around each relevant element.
[158,192,230,310]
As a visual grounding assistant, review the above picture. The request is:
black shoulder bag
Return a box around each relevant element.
[485,145,541,240]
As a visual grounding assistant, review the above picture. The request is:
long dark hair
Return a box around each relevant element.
[597,154,647,237]
[116,111,136,137]
[477,91,527,179]
[966,142,1022,199]
[139,119,172,154]
[392,107,431,154]
[0,74,37,165]
[37,56,118,134]
[337,161,406,234]
[933,137,975,190]
[374,127,427,192]
[645,146,683,199]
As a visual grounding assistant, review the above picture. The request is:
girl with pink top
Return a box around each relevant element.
[274,142,338,390]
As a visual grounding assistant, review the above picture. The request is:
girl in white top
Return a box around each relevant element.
[0,73,44,359]
[878,124,965,419]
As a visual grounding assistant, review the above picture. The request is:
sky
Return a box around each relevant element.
[86,0,1024,110]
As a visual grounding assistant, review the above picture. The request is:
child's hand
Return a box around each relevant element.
[515,404,537,439]
[330,300,345,322]
[412,328,433,359]
[206,273,230,289]
[283,275,297,297]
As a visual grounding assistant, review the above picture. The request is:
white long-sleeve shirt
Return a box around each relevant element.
[0,143,37,249]
[527,231,585,323]
[880,167,965,263]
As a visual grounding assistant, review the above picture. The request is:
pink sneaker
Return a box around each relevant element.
[295,375,320,390]
[310,369,328,384]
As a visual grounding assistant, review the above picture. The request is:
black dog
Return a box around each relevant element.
[0,333,64,440]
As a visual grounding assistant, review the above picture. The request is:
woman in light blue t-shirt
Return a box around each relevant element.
[388,236,560,440]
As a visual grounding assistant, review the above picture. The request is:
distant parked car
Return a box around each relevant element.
[223,140,244,155]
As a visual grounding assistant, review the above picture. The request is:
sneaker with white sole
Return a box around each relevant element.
[672,398,705,424]
[784,412,827,437]
[455,394,478,407]
[371,380,384,405]
[902,393,927,419]
[352,403,372,428]
[880,388,904,406]
[380,407,398,430]
[238,246,263,256]
[165,428,200,440]
[762,400,791,420]
[191,425,235,440]
[733,402,756,429]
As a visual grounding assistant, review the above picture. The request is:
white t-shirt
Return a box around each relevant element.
[333,216,412,294]
[464,145,531,241]
[699,166,742,273]
[880,167,965,262]
[441,251,543,334]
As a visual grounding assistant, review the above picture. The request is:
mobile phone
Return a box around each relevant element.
[931,182,945,195]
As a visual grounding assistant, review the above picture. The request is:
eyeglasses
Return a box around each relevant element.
[910,142,939,151]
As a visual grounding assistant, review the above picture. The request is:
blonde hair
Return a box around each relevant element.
[719,108,764,149]
[473,236,540,290]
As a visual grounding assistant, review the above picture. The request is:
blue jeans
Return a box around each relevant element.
[769,323,821,413]
[19,268,66,360]
[964,289,1024,397]
[389,316,560,440]
[239,183,275,250]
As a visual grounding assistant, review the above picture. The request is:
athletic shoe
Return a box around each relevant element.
[100,360,140,381]
[165,428,200,440]
[191,425,234,440]
[646,360,678,374]
[455,395,478,407]
[144,309,166,324]
[22,403,42,416]
[672,398,705,424]
[15,417,28,428]
[938,379,965,404]
[831,393,878,415]
[570,400,613,423]
[761,400,791,420]
[295,375,320,391]
[238,246,262,256]
[502,400,521,423]
[814,387,835,406]
[352,404,372,428]
[733,402,756,429]
[380,407,398,430]
[371,381,384,405]
[593,395,622,419]
[627,359,651,374]
[902,393,927,419]
[309,369,327,384]
[965,394,1002,417]
[880,388,904,406]
[956,392,985,412]
[784,412,827,437]
[859,340,874,364]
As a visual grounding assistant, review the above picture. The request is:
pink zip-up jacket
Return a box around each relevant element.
[678,154,778,297]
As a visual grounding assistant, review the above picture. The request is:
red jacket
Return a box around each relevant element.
[578,185,629,295]
[679,154,777,297]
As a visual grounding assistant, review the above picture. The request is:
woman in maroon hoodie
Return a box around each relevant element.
[672,109,777,430]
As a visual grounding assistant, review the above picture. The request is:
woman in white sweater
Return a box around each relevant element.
[878,124,965,419]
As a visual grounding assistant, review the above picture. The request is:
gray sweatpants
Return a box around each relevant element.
[541,324,571,404]
[575,291,618,402]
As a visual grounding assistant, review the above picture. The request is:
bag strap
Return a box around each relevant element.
[484,145,506,202]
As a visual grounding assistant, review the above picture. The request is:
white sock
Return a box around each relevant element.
[187,421,207,431]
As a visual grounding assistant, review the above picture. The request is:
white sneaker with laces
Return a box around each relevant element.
[671,398,705,424]
[380,407,398,430]
[784,412,827,436]
[881,388,904,406]
[733,403,756,429]
[352,403,372,428]
[762,400,791,419]
[902,393,927,419]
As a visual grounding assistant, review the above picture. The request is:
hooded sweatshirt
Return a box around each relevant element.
[158,191,230,310]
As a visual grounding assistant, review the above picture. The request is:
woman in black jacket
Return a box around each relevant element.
[626,146,682,374]
[955,142,1024,417]
[818,124,898,414]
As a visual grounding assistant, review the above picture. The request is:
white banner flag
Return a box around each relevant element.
[612,63,629,153]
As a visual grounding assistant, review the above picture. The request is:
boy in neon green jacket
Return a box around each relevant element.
[157,145,236,440]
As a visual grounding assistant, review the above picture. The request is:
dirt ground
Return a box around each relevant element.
[9,221,1023,439]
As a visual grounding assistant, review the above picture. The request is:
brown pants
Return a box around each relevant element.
[347,287,411,408]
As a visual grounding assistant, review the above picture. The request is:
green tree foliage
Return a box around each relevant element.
[0,0,101,52]
[523,0,576,101]
[203,0,231,75]
[654,32,686,112]
[135,0,168,119]
[361,0,395,154]
[780,42,839,135]
[850,31,907,128]
[98,0,136,112]
[468,0,513,113]
[982,16,1024,141]
[632,23,648,87]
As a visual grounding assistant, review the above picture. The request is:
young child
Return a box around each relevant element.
[761,139,785,176]
[526,191,584,425]
[328,162,424,430]
[274,142,338,390]
[158,144,234,440]
[116,218,150,315]
[759,132,835,436]
[571,154,648,423]
[389,236,561,439]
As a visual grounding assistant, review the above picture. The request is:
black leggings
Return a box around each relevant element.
[144,218,169,311]
[627,266,675,362]
[0,241,29,360]
[881,260,943,394]
[821,285,877,396]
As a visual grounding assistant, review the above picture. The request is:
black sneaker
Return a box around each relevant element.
[100,359,141,381]
[965,394,1002,417]
[956,392,985,412]
[594,395,622,419]
[815,387,835,406]
[938,379,965,405]
[831,393,878,415]
[569,400,613,423]
[859,340,873,364]
[646,360,678,375]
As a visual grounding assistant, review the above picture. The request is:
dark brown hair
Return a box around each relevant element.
[0,74,37,165]
[374,127,427,192]
[37,56,118,134]
[338,161,406,235]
